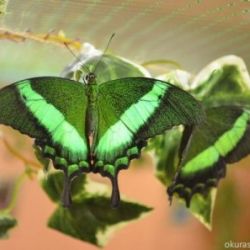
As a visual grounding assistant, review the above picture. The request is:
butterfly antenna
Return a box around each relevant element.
[64,42,90,73]
[93,33,115,74]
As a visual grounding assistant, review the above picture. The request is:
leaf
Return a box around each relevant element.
[157,69,193,91]
[150,127,183,186]
[61,42,150,83]
[191,55,250,105]
[42,172,152,247]
[188,188,217,230]
[141,59,181,75]
[0,213,17,239]
[48,196,152,247]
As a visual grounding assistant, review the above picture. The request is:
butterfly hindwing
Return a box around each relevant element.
[168,106,250,206]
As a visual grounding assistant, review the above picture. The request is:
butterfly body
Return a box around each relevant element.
[85,81,99,155]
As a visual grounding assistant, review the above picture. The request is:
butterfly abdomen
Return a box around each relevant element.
[85,84,99,158]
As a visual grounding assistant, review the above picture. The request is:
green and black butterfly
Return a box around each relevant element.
[167,105,250,206]
[0,71,204,207]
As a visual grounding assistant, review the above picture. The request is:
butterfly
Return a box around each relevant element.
[0,72,204,207]
[167,105,250,206]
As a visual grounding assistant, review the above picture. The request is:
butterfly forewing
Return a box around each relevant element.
[0,77,89,166]
[94,77,204,177]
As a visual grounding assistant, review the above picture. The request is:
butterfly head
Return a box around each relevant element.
[84,72,96,85]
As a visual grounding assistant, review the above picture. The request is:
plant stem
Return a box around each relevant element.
[0,28,82,50]
[1,136,41,170]
[2,171,27,214]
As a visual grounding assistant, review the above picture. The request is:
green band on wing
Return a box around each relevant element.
[17,81,88,162]
[181,111,250,177]
[95,81,168,162]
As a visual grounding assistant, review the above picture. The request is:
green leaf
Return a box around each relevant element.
[204,92,250,109]
[157,69,192,91]
[62,43,150,83]
[42,172,152,246]
[0,213,17,239]
[141,59,181,76]
[48,195,152,247]
[188,188,217,230]
[150,127,183,186]
[191,55,250,105]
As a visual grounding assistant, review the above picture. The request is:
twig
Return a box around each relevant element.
[2,171,27,213]
[0,133,41,170]
[0,28,82,51]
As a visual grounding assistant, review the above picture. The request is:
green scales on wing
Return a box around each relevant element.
[167,105,250,206]
[0,75,204,207]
